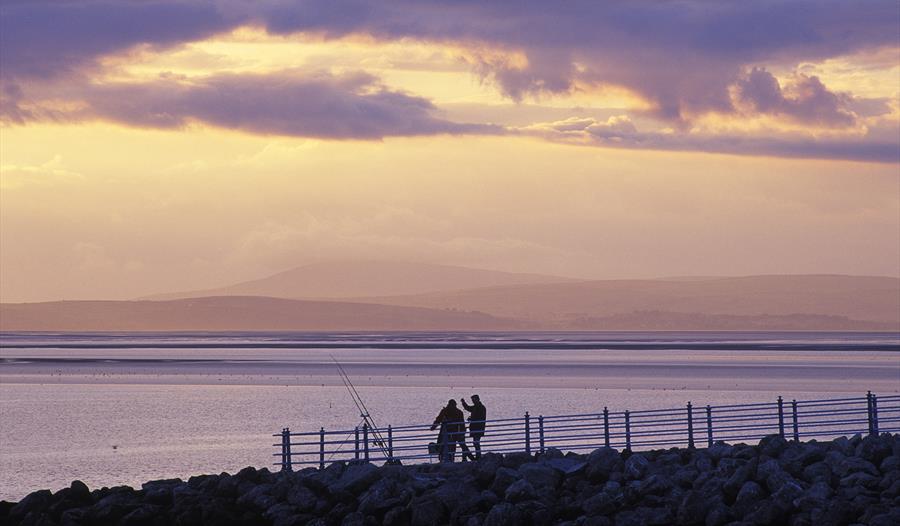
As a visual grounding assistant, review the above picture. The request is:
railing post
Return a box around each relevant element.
[319,427,325,470]
[777,396,785,437]
[687,401,695,449]
[872,393,879,435]
[706,405,713,447]
[791,399,799,441]
[867,391,874,435]
[538,415,545,454]
[363,423,370,462]
[603,407,610,448]
[624,410,631,451]
[354,426,360,460]
[281,427,293,472]
[525,411,531,455]
[388,425,394,462]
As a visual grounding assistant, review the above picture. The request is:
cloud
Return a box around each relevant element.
[732,68,857,126]
[2,1,898,160]
[524,115,899,163]
[15,70,499,139]
[0,1,237,81]
[4,2,898,119]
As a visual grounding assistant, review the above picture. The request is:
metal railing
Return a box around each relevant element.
[273,392,899,470]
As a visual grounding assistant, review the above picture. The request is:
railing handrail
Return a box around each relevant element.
[273,391,897,470]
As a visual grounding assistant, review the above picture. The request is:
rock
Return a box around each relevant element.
[483,502,519,526]
[840,471,880,489]
[519,463,561,490]
[744,498,788,525]
[801,461,831,484]
[357,478,404,516]
[867,507,900,526]
[675,490,706,525]
[286,484,318,512]
[723,459,756,501]
[410,495,447,526]
[623,455,649,480]
[703,504,732,526]
[706,443,734,461]
[810,500,856,526]
[546,457,587,477]
[489,467,521,496]
[502,452,533,470]
[582,491,617,517]
[541,448,565,460]
[330,462,381,495]
[880,455,900,473]
[120,504,164,525]
[341,511,366,526]
[8,489,52,520]
[586,448,622,480]
[830,436,854,455]
[734,481,766,513]
[474,454,503,487]
[758,435,789,458]
[235,484,275,511]
[805,480,832,501]
[504,479,537,503]
[637,474,673,496]
[614,506,672,526]
[67,481,91,503]
[856,435,893,465]
[833,456,878,477]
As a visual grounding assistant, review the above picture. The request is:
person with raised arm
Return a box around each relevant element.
[461,394,486,459]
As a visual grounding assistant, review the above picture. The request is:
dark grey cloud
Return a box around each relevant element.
[68,70,499,139]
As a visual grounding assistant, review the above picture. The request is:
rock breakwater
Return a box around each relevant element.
[3,433,899,526]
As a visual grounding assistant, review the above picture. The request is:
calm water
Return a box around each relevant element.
[1,331,898,501]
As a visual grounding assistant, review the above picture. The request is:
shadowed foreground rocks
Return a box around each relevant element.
[3,433,899,526]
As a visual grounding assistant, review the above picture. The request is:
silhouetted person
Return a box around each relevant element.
[461,394,486,459]
[431,399,466,462]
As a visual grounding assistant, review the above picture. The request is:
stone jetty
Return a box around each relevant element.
[3,433,899,526]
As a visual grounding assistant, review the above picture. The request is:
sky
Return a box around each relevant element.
[1,0,899,302]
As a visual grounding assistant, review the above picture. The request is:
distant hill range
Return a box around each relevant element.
[1,262,898,331]
[140,260,578,300]
[0,296,519,332]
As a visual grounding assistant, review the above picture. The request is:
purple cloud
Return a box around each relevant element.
[1,1,898,160]
[525,116,899,163]
[65,70,499,139]
[0,1,237,80]
[732,68,856,127]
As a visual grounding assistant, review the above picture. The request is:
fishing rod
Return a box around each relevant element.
[330,355,390,458]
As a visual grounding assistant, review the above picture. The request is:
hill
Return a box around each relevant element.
[351,274,900,328]
[0,296,518,332]
[140,261,576,301]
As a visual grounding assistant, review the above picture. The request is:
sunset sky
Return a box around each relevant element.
[1,1,899,302]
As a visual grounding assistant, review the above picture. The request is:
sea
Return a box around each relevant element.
[1,331,898,501]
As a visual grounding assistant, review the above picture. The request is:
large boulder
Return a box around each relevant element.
[504,479,537,503]
[329,462,381,495]
[489,467,521,496]
[519,463,562,490]
[623,455,649,480]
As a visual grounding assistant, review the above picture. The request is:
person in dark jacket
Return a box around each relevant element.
[461,395,486,459]
[431,399,467,462]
